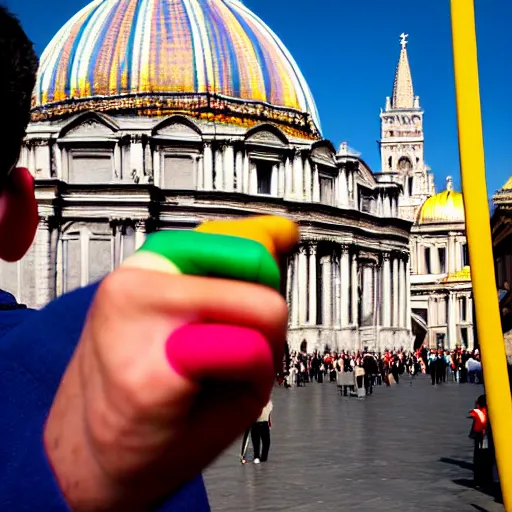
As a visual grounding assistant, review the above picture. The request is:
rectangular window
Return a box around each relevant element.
[438,247,446,274]
[121,226,136,262]
[462,243,469,267]
[256,161,272,195]
[460,297,467,321]
[320,175,333,205]
[163,156,195,189]
[89,239,112,283]
[438,298,447,325]
[64,238,82,293]
[424,247,431,274]
[408,176,414,196]
[460,327,468,348]
[69,152,113,184]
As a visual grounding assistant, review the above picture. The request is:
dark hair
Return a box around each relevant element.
[476,394,486,408]
[0,6,38,179]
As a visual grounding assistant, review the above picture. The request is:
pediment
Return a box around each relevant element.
[62,118,115,138]
[246,130,286,147]
[156,122,202,141]
[311,145,336,165]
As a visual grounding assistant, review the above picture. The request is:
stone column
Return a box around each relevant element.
[114,143,122,181]
[52,143,62,179]
[381,253,391,327]
[284,156,293,198]
[223,144,234,192]
[304,158,312,201]
[135,220,146,250]
[196,156,204,190]
[291,253,300,326]
[270,164,278,196]
[152,147,161,187]
[333,255,341,327]
[214,145,223,190]
[308,244,317,325]
[340,245,350,327]
[322,254,332,326]
[249,161,258,194]
[351,252,358,325]
[376,193,382,216]
[286,257,294,323]
[448,234,456,273]
[278,161,285,197]
[144,140,153,183]
[243,151,250,194]
[203,143,213,190]
[293,151,303,200]
[235,150,243,192]
[447,292,457,349]
[298,246,308,325]
[352,172,358,206]
[312,164,320,202]
[406,257,412,330]
[339,167,349,207]
[347,169,353,201]
[18,143,28,169]
[28,143,36,175]
[392,256,399,327]
[35,218,54,308]
[454,239,462,271]
[399,257,406,328]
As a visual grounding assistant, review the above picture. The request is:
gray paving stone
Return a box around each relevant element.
[205,376,504,511]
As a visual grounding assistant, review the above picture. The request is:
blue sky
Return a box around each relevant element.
[10,0,512,196]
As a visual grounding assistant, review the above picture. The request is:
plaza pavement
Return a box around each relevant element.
[205,375,504,512]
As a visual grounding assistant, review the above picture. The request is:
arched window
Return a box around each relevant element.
[398,156,413,172]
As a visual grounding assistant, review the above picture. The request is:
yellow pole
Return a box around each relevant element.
[450,1,512,508]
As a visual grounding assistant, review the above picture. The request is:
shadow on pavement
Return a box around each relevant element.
[452,478,503,506]
[439,458,503,506]
[439,457,473,471]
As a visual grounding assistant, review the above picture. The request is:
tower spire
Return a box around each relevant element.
[392,33,415,109]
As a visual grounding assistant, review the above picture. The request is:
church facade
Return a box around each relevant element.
[0,2,474,352]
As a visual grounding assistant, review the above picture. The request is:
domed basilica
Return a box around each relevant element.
[0,0,474,352]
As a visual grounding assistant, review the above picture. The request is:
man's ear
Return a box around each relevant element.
[0,167,39,262]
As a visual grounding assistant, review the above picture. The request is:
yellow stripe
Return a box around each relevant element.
[450,2,512,509]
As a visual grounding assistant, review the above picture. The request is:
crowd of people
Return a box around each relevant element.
[277,344,485,392]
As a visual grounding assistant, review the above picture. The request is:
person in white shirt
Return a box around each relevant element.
[251,399,273,464]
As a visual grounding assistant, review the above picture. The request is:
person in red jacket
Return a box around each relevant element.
[469,394,490,487]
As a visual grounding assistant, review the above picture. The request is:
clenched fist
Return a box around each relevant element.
[43,216,298,511]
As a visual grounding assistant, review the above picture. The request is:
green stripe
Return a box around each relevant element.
[139,231,280,290]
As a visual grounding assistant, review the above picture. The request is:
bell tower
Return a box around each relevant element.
[379,34,435,220]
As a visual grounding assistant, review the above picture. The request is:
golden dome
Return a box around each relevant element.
[501,176,512,190]
[416,176,465,225]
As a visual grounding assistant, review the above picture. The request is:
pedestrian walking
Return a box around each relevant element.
[251,399,273,464]
[240,427,252,464]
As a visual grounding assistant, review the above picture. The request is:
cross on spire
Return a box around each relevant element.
[400,33,408,49]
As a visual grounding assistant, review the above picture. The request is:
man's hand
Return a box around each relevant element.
[43,216,298,511]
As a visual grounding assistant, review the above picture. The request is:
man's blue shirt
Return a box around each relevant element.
[0,285,210,511]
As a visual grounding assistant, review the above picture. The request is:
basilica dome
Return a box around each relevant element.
[32,0,320,138]
[416,177,465,225]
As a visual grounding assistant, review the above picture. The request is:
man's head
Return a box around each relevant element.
[0,6,39,262]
